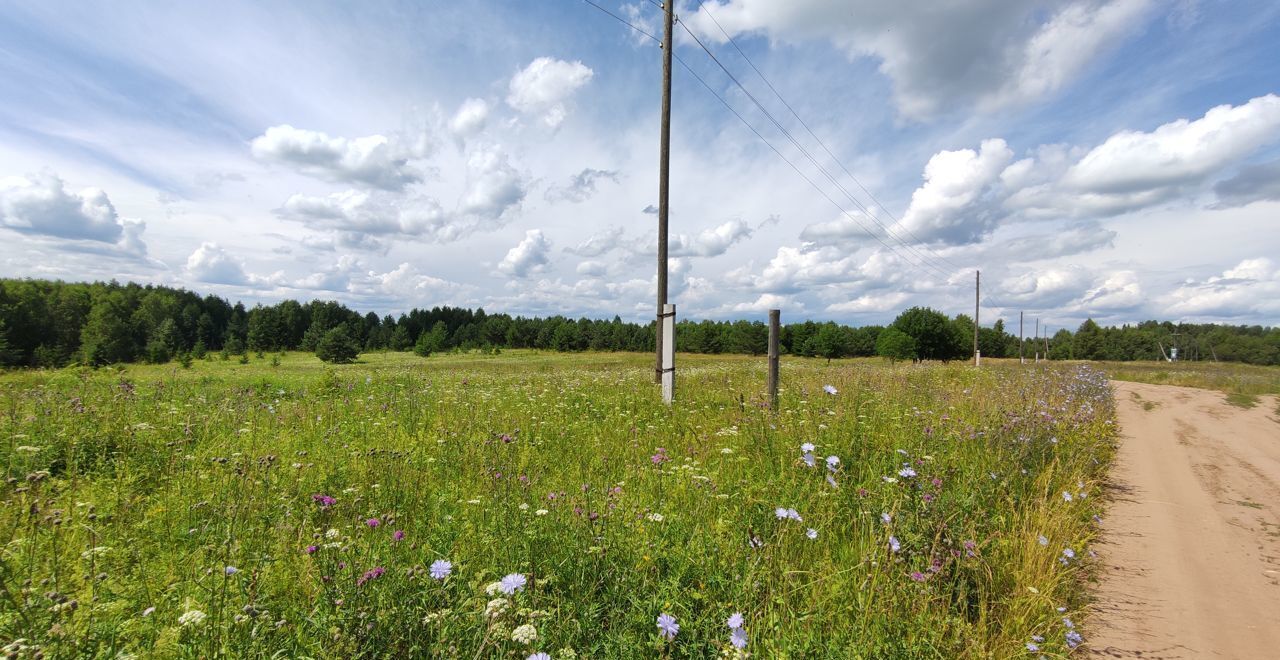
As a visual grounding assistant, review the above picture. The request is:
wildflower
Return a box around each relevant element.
[910,571,926,582]
[366,518,381,528]
[646,513,665,522]
[882,476,898,484]
[800,443,815,453]
[825,456,840,471]
[485,597,510,618]
[806,528,818,540]
[430,560,452,580]
[880,513,892,525]
[726,612,744,629]
[748,534,763,549]
[357,566,385,586]
[535,509,549,516]
[825,474,839,488]
[500,573,528,594]
[730,626,748,649]
[528,654,552,660]
[898,466,917,478]
[1026,641,1040,652]
[392,530,405,542]
[142,606,156,617]
[224,566,238,576]
[889,536,901,553]
[802,453,816,468]
[1062,548,1076,560]
[823,384,838,395]
[1066,630,1083,649]
[305,545,318,554]
[963,540,977,557]
[656,613,679,639]
[325,528,340,539]
[512,623,539,645]
[1062,491,1073,502]
[311,494,336,507]
[178,609,207,626]
[519,503,530,511]
[774,507,788,520]
[1038,535,1049,546]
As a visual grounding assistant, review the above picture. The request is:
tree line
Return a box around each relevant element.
[0,278,1277,367]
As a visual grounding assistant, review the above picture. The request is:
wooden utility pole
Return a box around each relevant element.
[653,0,674,384]
[1034,318,1040,362]
[973,270,980,366]
[1019,311,1024,364]
[767,309,780,410]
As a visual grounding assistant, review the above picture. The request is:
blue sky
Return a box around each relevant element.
[2,0,1279,329]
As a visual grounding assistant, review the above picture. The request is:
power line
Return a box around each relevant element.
[672,11,957,282]
[694,2,966,273]
[578,0,955,286]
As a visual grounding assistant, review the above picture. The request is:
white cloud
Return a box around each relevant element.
[460,143,527,220]
[984,0,1153,110]
[507,57,594,128]
[565,226,626,257]
[1075,270,1143,312]
[826,291,910,314]
[449,98,490,138]
[1167,258,1280,318]
[0,173,149,257]
[185,242,249,285]
[1063,94,1280,196]
[499,229,552,278]
[576,260,608,276]
[682,0,1152,119]
[895,139,1013,245]
[1213,159,1280,208]
[671,219,753,257]
[250,124,421,191]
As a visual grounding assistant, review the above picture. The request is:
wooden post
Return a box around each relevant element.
[1034,318,1040,362]
[1019,310,1024,364]
[767,309,780,411]
[661,304,675,404]
[654,0,674,384]
[973,270,980,366]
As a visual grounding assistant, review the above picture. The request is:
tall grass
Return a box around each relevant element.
[0,352,1112,658]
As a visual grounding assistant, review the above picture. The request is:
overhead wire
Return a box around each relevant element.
[579,0,957,286]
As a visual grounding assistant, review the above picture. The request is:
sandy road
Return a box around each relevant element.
[1089,381,1280,659]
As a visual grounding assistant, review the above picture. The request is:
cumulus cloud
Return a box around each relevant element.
[894,139,1013,245]
[449,98,490,138]
[670,219,753,257]
[1167,258,1280,319]
[826,291,910,314]
[507,57,594,128]
[499,229,552,278]
[682,0,1152,119]
[250,124,421,191]
[185,242,249,285]
[0,173,148,256]
[460,143,527,220]
[546,168,619,203]
[798,211,881,242]
[1062,94,1280,196]
[565,226,625,257]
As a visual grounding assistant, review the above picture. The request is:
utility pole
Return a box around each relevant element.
[1035,318,1040,362]
[1019,311,1024,364]
[653,0,674,384]
[973,270,980,366]
[767,309,780,411]
[1045,326,1050,361]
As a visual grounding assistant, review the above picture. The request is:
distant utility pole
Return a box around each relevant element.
[653,0,674,385]
[1035,318,1040,362]
[1044,326,1050,361]
[973,270,980,366]
[1019,311,1025,364]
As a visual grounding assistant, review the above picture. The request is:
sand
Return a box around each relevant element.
[1089,381,1280,659]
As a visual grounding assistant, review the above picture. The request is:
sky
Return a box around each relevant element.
[1,0,1279,331]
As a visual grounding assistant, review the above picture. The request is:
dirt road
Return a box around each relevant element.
[1090,381,1280,658]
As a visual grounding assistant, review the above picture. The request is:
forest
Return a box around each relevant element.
[1,278,1277,367]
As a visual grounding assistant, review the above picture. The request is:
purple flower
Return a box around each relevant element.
[730,626,748,648]
[366,518,381,528]
[806,528,818,540]
[1026,641,1040,652]
[392,530,405,542]
[800,443,815,453]
[311,494,336,507]
[726,612,744,629]
[823,384,837,395]
[889,536,901,553]
[910,571,926,582]
[224,566,238,576]
[802,452,816,468]
[898,466,917,478]
[356,566,385,586]
[430,559,452,580]
[499,573,527,594]
[1066,630,1083,649]
[528,654,551,660]
[825,455,840,471]
[1038,535,1049,546]
[880,512,892,525]
[656,613,679,639]
[305,545,318,554]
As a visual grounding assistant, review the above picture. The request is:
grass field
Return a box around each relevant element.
[1099,359,1280,398]
[0,351,1114,658]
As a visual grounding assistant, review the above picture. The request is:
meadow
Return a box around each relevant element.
[0,351,1114,658]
